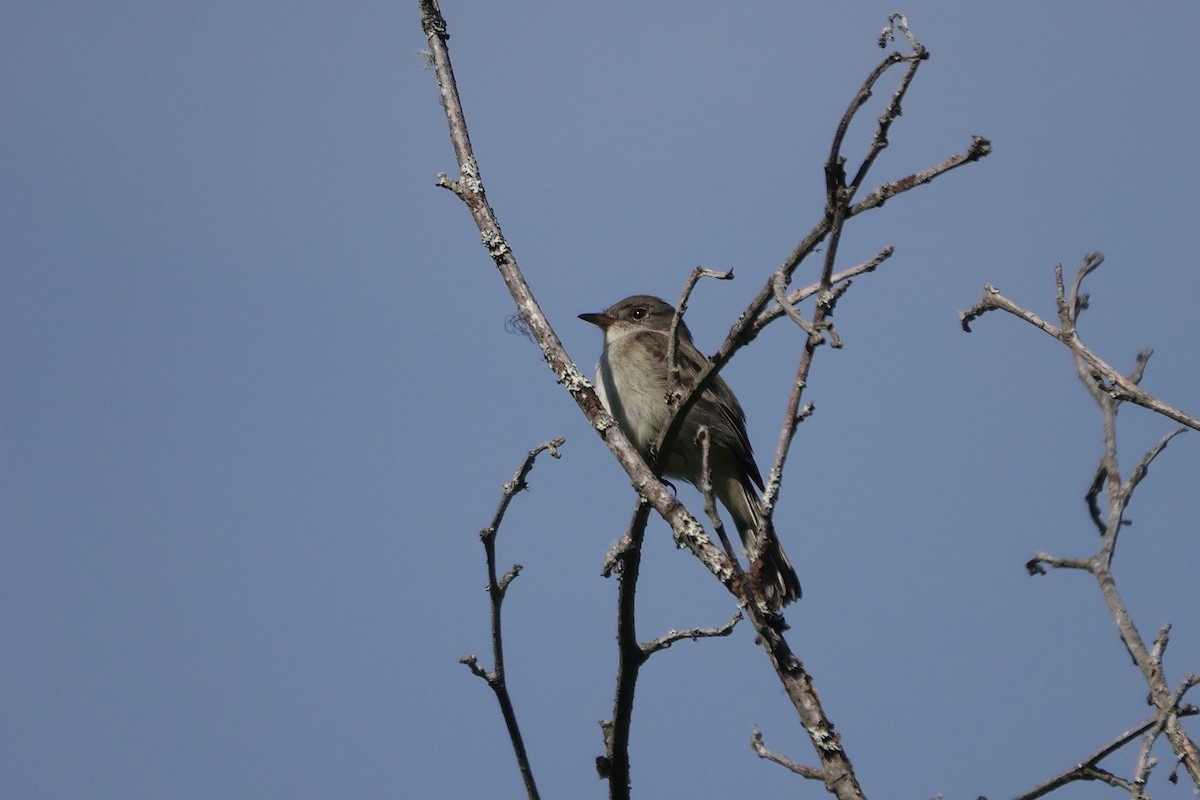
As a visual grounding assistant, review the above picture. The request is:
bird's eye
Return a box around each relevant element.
[631,307,646,319]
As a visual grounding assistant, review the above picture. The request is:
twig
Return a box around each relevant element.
[641,612,742,656]
[667,267,735,396]
[850,135,991,216]
[773,272,818,337]
[1012,707,1200,800]
[750,247,895,338]
[1124,427,1187,500]
[751,725,825,780]
[1025,552,1093,575]
[599,500,652,796]
[970,253,1200,790]
[848,18,927,194]
[460,437,564,800]
[959,257,1200,432]
[696,426,744,570]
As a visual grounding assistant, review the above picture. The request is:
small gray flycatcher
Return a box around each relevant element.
[580,295,802,609]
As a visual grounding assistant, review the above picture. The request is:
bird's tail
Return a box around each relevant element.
[721,474,802,610]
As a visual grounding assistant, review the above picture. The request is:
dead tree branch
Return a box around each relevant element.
[959,255,1200,432]
[962,254,1199,792]
[1014,706,1200,800]
[751,725,826,781]
[460,436,565,800]
[640,612,743,657]
[420,0,741,615]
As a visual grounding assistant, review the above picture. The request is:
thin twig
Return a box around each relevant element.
[1012,709,1199,800]
[641,612,742,656]
[667,267,735,395]
[751,725,826,781]
[959,259,1200,432]
[460,437,564,800]
[973,253,1200,790]
[1025,552,1094,575]
[696,426,744,569]
[772,272,818,337]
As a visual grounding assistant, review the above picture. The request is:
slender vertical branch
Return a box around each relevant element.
[598,501,651,799]
[460,437,565,800]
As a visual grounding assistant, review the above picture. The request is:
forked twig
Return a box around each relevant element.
[963,254,1199,791]
[752,725,826,781]
[460,437,565,800]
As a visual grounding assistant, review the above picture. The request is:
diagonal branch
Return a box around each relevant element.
[959,257,1200,432]
[1013,707,1200,800]
[751,725,826,781]
[419,0,739,605]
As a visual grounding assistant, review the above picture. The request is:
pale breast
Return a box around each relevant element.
[595,340,672,455]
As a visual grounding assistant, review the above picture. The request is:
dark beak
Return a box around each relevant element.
[578,312,614,329]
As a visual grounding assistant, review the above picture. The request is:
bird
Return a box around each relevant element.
[579,295,802,609]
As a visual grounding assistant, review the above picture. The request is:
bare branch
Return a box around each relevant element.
[1151,623,1172,665]
[832,17,926,199]
[481,437,566,550]
[849,22,927,194]
[696,426,744,569]
[601,500,652,796]
[419,0,740,610]
[1065,251,1104,322]
[959,283,1061,338]
[960,257,1200,432]
[1132,730,1161,797]
[641,612,743,656]
[1128,349,1153,387]
[879,13,922,52]
[967,253,1200,790]
[458,653,490,681]
[849,135,992,216]
[1015,706,1200,800]
[749,247,895,339]
[772,272,819,337]
[462,436,565,800]
[751,725,826,781]
[1124,427,1187,497]
[1026,552,1094,575]
[668,267,735,395]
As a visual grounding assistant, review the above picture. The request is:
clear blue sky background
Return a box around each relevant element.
[4,3,1199,799]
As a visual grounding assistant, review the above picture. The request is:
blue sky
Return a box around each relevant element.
[4,2,1200,799]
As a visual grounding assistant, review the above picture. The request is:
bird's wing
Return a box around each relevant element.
[674,336,765,492]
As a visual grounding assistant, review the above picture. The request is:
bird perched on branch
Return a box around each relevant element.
[580,295,802,610]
